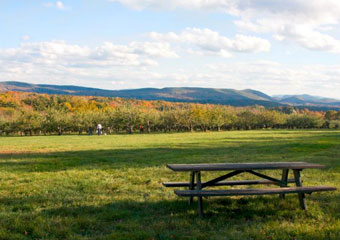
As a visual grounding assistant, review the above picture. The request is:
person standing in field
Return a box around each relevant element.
[97,123,102,136]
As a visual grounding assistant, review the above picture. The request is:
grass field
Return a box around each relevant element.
[0,130,339,239]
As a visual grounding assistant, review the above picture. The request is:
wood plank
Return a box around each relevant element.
[162,179,297,187]
[174,186,336,197]
[188,171,195,205]
[246,170,285,185]
[280,169,289,199]
[294,169,307,210]
[201,170,244,188]
[196,172,203,217]
[167,162,324,172]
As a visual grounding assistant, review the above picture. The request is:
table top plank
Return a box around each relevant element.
[167,162,325,172]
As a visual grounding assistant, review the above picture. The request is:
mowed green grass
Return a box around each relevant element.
[0,130,340,240]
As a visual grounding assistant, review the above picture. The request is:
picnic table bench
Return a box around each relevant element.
[163,162,336,216]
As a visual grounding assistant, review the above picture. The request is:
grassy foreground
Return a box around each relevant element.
[0,130,339,240]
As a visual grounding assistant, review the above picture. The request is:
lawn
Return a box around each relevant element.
[0,130,339,239]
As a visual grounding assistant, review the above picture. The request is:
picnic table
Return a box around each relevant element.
[163,162,336,216]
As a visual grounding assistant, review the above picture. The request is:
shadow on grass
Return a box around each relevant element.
[1,192,340,239]
[0,134,339,173]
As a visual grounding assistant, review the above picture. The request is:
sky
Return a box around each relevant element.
[1,0,340,98]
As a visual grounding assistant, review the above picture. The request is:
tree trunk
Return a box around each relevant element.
[147,121,151,133]
[127,125,133,134]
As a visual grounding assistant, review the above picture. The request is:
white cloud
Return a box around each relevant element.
[230,0,340,53]
[107,0,235,11]
[43,1,66,10]
[129,41,178,58]
[119,60,338,98]
[150,28,270,57]
[0,40,176,67]
[109,0,340,25]
[201,61,340,97]
[108,60,340,98]
[56,1,65,10]
[111,0,340,53]
[1,40,340,97]
[0,40,178,88]
[140,61,340,98]
[272,26,340,53]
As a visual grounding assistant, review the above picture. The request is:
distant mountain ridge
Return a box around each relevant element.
[1,81,339,109]
[0,81,280,107]
[273,94,340,107]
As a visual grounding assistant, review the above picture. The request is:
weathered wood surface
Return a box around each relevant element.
[201,170,243,188]
[294,169,307,210]
[196,171,203,217]
[280,169,289,199]
[174,186,336,197]
[167,162,325,172]
[163,179,297,187]
[246,170,287,185]
[188,171,195,205]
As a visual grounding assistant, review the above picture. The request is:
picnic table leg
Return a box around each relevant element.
[279,169,289,199]
[189,171,195,205]
[197,171,203,217]
[293,169,307,210]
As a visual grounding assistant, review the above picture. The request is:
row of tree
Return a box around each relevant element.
[1,92,340,135]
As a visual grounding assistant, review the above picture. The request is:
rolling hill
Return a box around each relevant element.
[0,81,280,107]
[273,94,340,107]
[1,81,339,109]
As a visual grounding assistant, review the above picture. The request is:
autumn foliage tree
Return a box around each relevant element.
[0,91,339,136]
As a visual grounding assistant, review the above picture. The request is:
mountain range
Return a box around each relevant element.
[1,81,339,109]
[273,94,340,106]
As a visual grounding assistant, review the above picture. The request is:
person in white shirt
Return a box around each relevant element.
[97,123,102,136]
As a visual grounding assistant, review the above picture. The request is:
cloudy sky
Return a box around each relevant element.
[1,0,340,98]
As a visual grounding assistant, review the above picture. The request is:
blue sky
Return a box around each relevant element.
[1,0,340,98]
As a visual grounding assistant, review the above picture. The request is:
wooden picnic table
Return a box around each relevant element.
[163,162,336,216]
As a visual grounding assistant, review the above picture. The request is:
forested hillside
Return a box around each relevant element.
[1,91,340,136]
[0,81,281,107]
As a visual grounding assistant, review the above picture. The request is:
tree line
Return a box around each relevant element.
[1,91,340,136]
